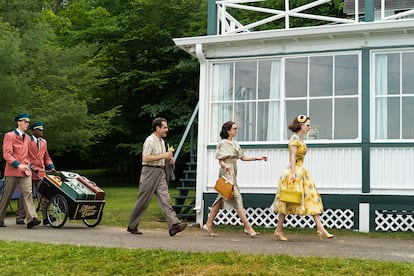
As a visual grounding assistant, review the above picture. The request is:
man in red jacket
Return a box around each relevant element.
[0,113,41,229]
[16,121,56,225]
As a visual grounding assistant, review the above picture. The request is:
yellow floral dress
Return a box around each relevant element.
[274,134,323,215]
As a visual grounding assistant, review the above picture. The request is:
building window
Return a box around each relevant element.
[210,53,360,143]
[210,60,280,142]
[373,51,414,140]
[284,54,360,141]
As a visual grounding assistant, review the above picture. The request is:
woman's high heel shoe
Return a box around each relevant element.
[202,224,219,237]
[273,230,288,241]
[316,230,334,240]
[244,228,260,238]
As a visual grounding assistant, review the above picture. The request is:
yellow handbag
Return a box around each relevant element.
[280,189,302,204]
[280,179,303,204]
[214,177,234,200]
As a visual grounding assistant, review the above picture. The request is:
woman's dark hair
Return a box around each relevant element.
[220,121,235,139]
[288,115,310,133]
[152,117,167,131]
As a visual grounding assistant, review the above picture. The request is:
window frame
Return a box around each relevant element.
[208,51,362,144]
[371,48,414,142]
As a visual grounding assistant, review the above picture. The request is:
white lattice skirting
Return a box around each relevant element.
[211,207,355,229]
[375,210,414,232]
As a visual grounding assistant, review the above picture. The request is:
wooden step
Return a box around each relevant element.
[176,186,196,190]
[176,213,196,220]
[174,196,195,200]
[179,178,196,182]
[173,204,195,209]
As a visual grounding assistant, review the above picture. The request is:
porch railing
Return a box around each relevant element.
[216,0,414,35]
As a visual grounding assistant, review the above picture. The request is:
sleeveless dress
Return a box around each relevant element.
[273,134,323,215]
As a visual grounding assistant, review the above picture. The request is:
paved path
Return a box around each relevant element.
[0,218,413,263]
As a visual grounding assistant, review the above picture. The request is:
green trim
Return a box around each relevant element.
[361,48,371,193]
[207,143,414,150]
[369,203,414,231]
[370,143,414,147]
[365,0,375,22]
[207,0,217,35]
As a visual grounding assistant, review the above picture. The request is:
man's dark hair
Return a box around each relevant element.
[152,117,167,131]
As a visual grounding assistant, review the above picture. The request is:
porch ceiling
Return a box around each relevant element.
[173,19,414,56]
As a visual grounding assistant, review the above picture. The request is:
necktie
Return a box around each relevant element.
[37,139,41,149]
[22,134,25,140]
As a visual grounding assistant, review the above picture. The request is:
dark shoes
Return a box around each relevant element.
[0,221,5,227]
[27,218,41,229]
[169,223,187,236]
[16,219,25,225]
[43,217,56,226]
[127,226,143,235]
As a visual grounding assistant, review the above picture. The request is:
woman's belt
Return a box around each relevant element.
[142,165,165,169]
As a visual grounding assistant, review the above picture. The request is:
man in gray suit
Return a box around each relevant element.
[127,117,186,236]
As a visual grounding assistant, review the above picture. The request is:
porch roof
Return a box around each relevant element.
[173,19,414,57]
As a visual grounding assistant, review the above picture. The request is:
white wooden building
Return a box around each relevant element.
[173,0,414,232]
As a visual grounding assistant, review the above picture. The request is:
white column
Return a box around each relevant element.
[359,203,370,232]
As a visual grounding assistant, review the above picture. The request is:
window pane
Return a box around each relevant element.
[235,61,256,101]
[285,100,306,139]
[335,55,358,96]
[376,97,400,139]
[402,52,414,95]
[402,97,414,138]
[235,102,256,141]
[258,61,271,99]
[285,57,307,98]
[309,99,332,139]
[258,101,280,141]
[310,56,333,97]
[387,53,400,95]
[212,63,233,101]
[335,98,358,139]
[210,103,232,142]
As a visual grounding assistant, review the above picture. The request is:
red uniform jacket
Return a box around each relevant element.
[28,135,55,180]
[3,129,31,177]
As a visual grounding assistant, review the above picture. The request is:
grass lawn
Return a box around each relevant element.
[1,174,413,275]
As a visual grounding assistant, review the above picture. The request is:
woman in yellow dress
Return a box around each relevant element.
[273,115,334,241]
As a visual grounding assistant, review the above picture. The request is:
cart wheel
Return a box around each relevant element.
[83,211,103,228]
[46,194,68,228]
[83,212,103,227]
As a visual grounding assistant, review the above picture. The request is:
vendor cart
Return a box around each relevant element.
[37,172,105,228]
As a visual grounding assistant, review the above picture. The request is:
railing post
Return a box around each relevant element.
[285,0,290,29]
[174,102,199,161]
[208,0,218,35]
[365,0,375,22]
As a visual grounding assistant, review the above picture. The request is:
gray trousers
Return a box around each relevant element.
[0,176,38,223]
[128,166,180,230]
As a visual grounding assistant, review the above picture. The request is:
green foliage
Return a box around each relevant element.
[0,21,28,130]
[226,0,347,31]
[0,0,349,175]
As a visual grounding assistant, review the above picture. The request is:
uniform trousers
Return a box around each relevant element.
[128,166,181,230]
[0,176,38,223]
[17,180,47,221]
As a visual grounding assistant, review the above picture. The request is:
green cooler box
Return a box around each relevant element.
[61,179,96,200]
